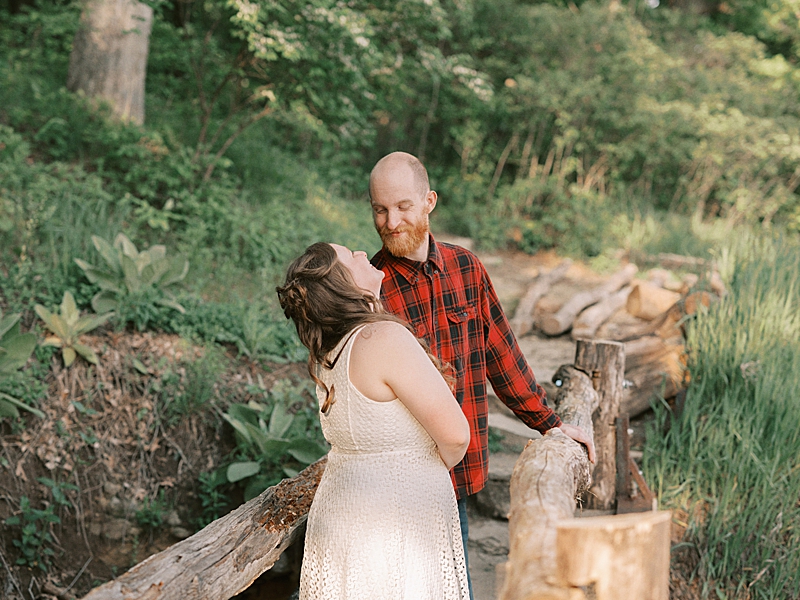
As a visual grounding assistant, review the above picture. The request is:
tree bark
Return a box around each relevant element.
[574,340,625,511]
[555,511,671,600]
[78,458,326,600]
[510,260,572,337]
[498,366,598,600]
[67,0,153,124]
[571,285,632,340]
[540,264,637,336]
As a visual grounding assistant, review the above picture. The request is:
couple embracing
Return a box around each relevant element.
[277,152,595,600]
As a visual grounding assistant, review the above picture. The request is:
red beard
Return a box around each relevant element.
[379,217,429,258]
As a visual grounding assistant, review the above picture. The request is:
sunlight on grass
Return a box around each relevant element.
[644,233,800,598]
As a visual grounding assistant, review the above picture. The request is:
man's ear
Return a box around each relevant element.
[424,190,438,214]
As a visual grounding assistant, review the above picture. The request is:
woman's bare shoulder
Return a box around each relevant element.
[355,321,416,352]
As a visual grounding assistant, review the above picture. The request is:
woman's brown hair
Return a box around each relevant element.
[276,242,450,413]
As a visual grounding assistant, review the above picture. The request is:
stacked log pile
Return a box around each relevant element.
[512,257,723,417]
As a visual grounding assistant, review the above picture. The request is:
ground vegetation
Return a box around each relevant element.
[1,0,799,597]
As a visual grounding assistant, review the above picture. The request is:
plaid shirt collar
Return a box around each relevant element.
[377,233,445,283]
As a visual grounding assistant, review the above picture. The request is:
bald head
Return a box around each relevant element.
[369,152,430,200]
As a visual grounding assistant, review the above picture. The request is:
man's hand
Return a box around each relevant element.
[557,424,596,464]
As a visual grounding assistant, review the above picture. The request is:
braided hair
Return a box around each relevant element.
[277,242,451,413]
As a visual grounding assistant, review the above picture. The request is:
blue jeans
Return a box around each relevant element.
[457,496,475,600]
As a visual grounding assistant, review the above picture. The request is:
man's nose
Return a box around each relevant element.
[386,211,402,230]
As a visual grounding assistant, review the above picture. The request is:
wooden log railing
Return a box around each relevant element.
[497,339,670,600]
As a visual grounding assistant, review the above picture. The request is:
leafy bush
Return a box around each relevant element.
[35,291,112,366]
[75,234,189,330]
[222,378,328,500]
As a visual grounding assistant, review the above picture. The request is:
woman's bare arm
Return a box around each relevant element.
[350,322,470,469]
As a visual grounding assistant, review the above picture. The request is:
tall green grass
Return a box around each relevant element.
[644,232,800,599]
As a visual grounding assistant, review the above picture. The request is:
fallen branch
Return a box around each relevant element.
[79,458,326,600]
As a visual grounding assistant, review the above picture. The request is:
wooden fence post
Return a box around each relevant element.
[555,510,671,600]
[574,339,625,510]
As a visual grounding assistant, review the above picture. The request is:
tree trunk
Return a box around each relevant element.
[540,264,637,336]
[510,260,572,337]
[571,285,632,340]
[67,0,153,124]
[574,340,625,511]
[555,511,671,600]
[498,366,598,600]
[78,458,326,600]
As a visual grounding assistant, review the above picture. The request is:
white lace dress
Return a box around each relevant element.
[299,327,470,600]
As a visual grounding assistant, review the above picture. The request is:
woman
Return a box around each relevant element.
[277,242,471,600]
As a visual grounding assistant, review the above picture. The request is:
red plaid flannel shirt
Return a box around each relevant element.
[372,234,561,498]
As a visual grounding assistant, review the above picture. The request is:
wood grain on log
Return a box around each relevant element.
[555,511,671,600]
[540,264,637,336]
[622,347,685,417]
[574,340,625,511]
[498,366,598,600]
[623,334,682,371]
[571,285,631,340]
[626,281,681,321]
[510,260,572,337]
[79,458,327,600]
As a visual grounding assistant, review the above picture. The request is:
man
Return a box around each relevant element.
[368,151,595,597]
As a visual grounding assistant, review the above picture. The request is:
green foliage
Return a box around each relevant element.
[151,346,227,426]
[0,310,43,419]
[644,233,800,597]
[195,469,231,529]
[223,379,328,500]
[35,291,113,366]
[135,490,170,532]
[4,496,60,571]
[75,234,189,330]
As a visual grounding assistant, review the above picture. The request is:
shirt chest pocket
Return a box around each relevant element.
[444,304,477,378]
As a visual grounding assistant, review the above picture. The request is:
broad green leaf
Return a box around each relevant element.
[36,308,69,342]
[75,312,114,335]
[73,343,99,365]
[147,245,167,262]
[79,266,123,293]
[92,291,118,314]
[41,336,63,348]
[0,332,36,373]
[269,402,294,438]
[62,346,77,367]
[154,297,186,314]
[226,461,261,483]
[0,399,19,419]
[0,392,44,418]
[227,403,260,426]
[146,258,171,286]
[91,235,121,272]
[160,256,189,287]
[0,313,20,340]
[282,467,299,478]
[60,291,79,327]
[132,358,149,374]
[286,439,327,464]
[222,413,254,444]
[114,233,139,259]
[121,254,140,293]
[243,476,275,501]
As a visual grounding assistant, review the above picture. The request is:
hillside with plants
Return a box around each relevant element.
[1,0,799,597]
